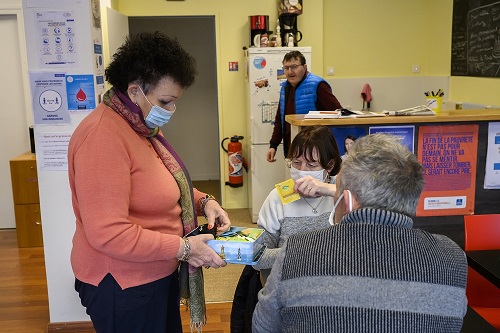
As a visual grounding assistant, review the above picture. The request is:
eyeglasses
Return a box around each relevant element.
[282,64,303,71]
[285,158,322,171]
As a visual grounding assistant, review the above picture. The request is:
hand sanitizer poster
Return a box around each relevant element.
[66,74,96,111]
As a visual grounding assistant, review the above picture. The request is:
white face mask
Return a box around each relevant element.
[290,165,326,182]
[138,86,176,129]
[328,189,353,225]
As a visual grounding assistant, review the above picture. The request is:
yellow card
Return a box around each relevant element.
[275,178,300,204]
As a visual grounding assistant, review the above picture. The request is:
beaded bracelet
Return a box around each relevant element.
[178,238,190,262]
[199,194,219,218]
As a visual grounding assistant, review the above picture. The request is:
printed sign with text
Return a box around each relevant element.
[416,124,478,216]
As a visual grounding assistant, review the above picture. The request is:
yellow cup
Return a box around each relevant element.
[426,96,442,114]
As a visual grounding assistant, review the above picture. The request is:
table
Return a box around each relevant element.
[461,306,498,332]
[466,250,500,288]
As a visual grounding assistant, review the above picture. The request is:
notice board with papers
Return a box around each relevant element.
[451,0,500,77]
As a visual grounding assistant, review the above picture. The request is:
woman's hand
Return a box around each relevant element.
[203,200,231,234]
[294,175,336,198]
[177,235,227,268]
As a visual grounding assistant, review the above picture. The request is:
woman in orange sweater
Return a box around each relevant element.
[68,31,230,333]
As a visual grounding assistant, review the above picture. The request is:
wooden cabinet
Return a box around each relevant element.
[10,152,43,247]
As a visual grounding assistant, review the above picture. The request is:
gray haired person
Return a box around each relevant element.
[253,133,467,333]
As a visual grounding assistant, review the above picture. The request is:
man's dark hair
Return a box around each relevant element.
[282,50,306,65]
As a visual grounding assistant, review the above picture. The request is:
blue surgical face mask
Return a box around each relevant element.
[138,86,176,129]
[144,105,175,129]
[290,165,326,182]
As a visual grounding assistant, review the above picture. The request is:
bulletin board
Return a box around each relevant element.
[451,0,500,77]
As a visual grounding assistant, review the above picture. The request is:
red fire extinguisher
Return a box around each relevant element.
[221,135,248,187]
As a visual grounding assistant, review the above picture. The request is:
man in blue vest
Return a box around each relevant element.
[267,50,343,162]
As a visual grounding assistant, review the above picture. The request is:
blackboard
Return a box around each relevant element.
[451,0,500,77]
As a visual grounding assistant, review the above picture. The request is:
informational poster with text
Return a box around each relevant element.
[36,132,72,171]
[369,126,415,153]
[30,72,70,124]
[484,122,500,189]
[34,10,77,68]
[416,124,478,216]
[66,74,96,110]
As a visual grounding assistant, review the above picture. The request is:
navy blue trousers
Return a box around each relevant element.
[75,272,182,333]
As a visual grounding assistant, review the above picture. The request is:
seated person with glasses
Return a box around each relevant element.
[254,125,341,285]
[253,133,467,333]
[267,50,343,162]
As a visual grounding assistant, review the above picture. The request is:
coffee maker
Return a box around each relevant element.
[249,15,269,47]
[279,13,302,47]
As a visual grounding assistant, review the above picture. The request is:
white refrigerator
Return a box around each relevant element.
[246,46,312,222]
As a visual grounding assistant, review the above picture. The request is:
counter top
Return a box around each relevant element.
[286,108,500,126]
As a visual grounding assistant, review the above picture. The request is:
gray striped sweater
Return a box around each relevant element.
[252,208,468,333]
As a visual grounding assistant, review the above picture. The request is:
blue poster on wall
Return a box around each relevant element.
[369,125,415,153]
[329,126,367,160]
[66,74,96,111]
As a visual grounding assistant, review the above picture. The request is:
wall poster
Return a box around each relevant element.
[30,71,70,124]
[416,124,479,216]
[34,10,78,68]
[369,126,415,153]
[66,74,96,110]
[329,126,367,159]
[484,122,500,189]
[36,132,72,171]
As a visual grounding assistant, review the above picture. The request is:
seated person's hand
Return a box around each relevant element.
[294,175,337,198]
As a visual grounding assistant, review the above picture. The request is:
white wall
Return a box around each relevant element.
[22,0,100,322]
[0,2,31,229]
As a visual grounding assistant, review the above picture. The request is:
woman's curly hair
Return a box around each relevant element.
[105,31,197,94]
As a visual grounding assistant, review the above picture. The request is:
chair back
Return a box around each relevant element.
[463,214,500,330]
[464,214,500,251]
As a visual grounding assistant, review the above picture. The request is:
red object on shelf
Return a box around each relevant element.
[249,15,269,31]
